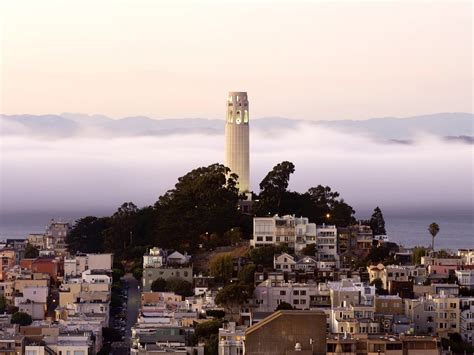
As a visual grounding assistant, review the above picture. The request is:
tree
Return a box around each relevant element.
[24,243,39,259]
[215,283,251,314]
[110,293,122,308]
[102,327,122,342]
[206,310,225,318]
[256,161,295,215]
[165,277,193,296]
[151,278,167,292]
[330,199,356,227]
[154,164,240,250]
[306,185,355,225]
[301,243,316,256]
[249,245,287,268]
[276,301,293,310]
[103,202,140,256]
[412,247,426,264]
[0,295,6,313]
[205,334,219,355]
[369,207,386,235]
[428,222,440,251]
[66,216,110,253]
[210,254,234,283]
[194,319,223,339]
[112,268,124,283]
[11,311,32,326]
[437,249,451,258]
[132,266,143,281]
[223,228,243,246]
[238,264,256,285]
[370,278,384,293]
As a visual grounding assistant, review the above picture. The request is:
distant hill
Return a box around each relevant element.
[1,112,472,143]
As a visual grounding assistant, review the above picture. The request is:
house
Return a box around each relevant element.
[14,286,48,320]
[367,264,409,290]
[273,253,296,271]
[142,247,193,292]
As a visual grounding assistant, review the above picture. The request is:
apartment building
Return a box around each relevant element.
[456,268,474,290]
[328,278,375,308]
[218,322,246,355]
[375,295,403,315]
[316,224,338,266]
[252,280,328,312]
[252,215,316,250]
[64,253,113,278]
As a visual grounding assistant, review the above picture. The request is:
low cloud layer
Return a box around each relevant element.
[1,121,472,220]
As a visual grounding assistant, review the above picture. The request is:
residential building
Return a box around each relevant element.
[375,295,403,315]
[252,280,329,312]
[458,249,474,265]
[460,297,474,346]
[316,224,339,267]
[326,334,440,355]
[142,248,192,291]
[64,253,113,278]
[252,215,316,250]
[244,310,327,355]
[218,322,246,355]
[367,264,409,290]
[456,268,474,290]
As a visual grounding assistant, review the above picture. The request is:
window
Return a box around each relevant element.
[300,290,306,295]
[280,290,286,295]
[257,237,263,241]
[293,290,299,295]
[265,236,273,242]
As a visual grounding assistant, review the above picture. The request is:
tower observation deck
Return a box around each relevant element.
[225,91,250,193]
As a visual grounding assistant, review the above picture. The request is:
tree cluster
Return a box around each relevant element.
[66,164,242,257]
[254,161,356,226]
[150,277,193,296]
[66,161,360,260]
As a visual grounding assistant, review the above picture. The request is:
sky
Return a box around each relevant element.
[0,0,472,236]
[0,0,472,120]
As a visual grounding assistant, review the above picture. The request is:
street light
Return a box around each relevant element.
[326,213,331,219]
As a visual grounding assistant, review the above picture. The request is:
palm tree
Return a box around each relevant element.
[428,222,440,252]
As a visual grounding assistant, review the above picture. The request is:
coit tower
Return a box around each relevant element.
[225,91,250,193]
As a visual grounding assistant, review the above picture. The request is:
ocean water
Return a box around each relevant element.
[384,213,473,250]
[1,211,473,251]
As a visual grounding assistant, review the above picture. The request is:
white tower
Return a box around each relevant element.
[225,91,250,193]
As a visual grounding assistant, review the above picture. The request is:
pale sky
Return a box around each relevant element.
[0,0,472,120]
